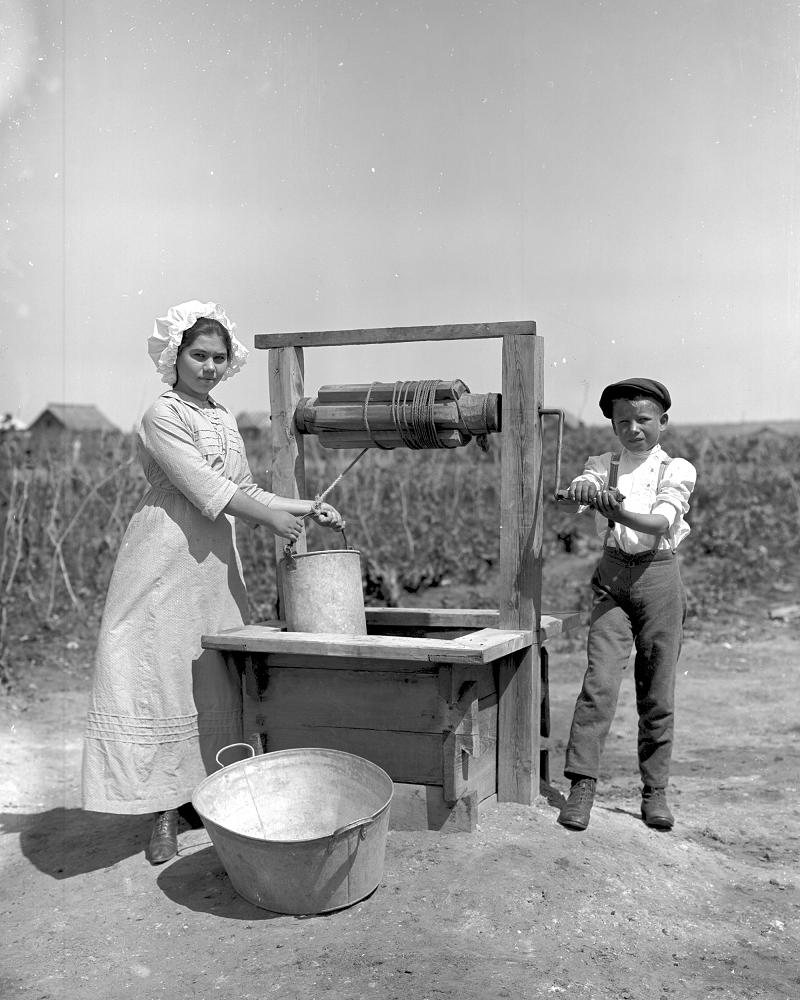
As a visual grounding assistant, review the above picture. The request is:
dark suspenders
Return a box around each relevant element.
[604,453,621,538]
[604,453,671,550]
[607,453,621,494]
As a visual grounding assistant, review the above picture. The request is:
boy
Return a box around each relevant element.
[558,378,696,832]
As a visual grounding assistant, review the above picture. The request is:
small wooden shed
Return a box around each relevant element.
[27,403,118,436]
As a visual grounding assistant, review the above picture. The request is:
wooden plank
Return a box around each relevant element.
[268,346,307,613]
[316,380,469,403]
[254,321,538,351]
[540,747,550,786]
[458,628,513,651]
[366,608,500,629]
[539,613,584,640]
[367,626,479,641]
[388,785,478,833]
[317,429,467,450]
[260,725,441,784]
[201,623,532,663]
[540,646,550,739]
[475,694,499,801]
[364,607,582,640]
[438,665,480,741]
[248,609,582,639]
[438,665,480,804]
[248,652,439,675]
[475,754,497,802]
[476,663,498,702]
[497,333,544,805]
[238,620,284,633]
[540,646,551,784]
[498,333,544,630]
[242,667,440,733]
[240,654,262,700]
[442,731,470,804]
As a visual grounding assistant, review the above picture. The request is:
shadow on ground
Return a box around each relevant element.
[1,808,148,878]
[155,844,363,922]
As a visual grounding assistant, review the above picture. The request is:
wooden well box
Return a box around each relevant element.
[201,321,580,831]
[202,608,578,832]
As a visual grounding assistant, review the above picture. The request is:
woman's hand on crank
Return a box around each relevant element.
[310,502,345,531]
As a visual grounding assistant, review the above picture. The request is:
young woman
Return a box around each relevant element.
[82,301,342,863]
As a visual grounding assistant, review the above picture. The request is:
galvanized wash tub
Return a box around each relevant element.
[192,746,393,914]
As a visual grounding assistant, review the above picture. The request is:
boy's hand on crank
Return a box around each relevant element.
[562,482,625,515]
[591,489,623,516]
[567,481,598,506]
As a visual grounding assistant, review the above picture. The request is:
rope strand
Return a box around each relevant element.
[387,379,445,449]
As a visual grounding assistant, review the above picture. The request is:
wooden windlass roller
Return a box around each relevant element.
[294,379,502,450]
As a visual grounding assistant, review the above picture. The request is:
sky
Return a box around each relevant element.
[2,0,799,431]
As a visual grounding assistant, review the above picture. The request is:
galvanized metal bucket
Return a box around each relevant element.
[279,548,367,634]
[192,745,393,914]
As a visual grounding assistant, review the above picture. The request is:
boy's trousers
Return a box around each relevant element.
[564,547,687,788]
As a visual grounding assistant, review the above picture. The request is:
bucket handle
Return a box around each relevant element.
[284,525,355,561]
[215,742,257,769]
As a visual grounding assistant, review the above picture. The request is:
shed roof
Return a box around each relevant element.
[28,403,119,433]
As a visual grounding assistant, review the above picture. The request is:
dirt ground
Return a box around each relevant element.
[2,616,799,999]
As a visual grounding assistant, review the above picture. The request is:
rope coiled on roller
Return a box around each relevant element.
[362,379,449,450]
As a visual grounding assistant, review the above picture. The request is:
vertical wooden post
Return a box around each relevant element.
[268,347,307,609]
[496,331,544,804]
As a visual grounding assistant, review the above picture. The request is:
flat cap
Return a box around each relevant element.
[599,378,671,418]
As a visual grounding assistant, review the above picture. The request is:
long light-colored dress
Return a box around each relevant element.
[82,390,275,814]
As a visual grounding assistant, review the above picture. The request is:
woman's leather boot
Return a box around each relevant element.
[148,809,179,864]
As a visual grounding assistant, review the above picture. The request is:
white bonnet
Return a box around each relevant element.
[147,300,249,385]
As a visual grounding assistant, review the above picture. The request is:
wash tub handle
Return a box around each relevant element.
[331,818,369,841]
[215,742,257,769]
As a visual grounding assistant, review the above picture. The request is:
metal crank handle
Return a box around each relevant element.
[555,488,626,506]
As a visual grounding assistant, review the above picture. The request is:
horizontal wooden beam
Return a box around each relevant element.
[366,608,502,628]
[202,623,533,663]
[243,666,441,733]
[233,609,581,641]
[316,381,469,403]
[363,608,583,641]
[259,724,443,784]
[254,321,537,350]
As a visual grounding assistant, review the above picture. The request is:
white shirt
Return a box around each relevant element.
[572,444,697,553]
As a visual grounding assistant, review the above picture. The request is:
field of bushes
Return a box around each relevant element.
[1,422,798,690]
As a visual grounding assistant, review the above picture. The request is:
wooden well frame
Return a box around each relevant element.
[201,321,578,831]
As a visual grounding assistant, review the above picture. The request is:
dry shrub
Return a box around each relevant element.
[2,424,798,690]
[0,432,141,686]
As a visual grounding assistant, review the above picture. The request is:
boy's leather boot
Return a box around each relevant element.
[558,777,596,830]
[148,809,179,864]
[641,786,674,830]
